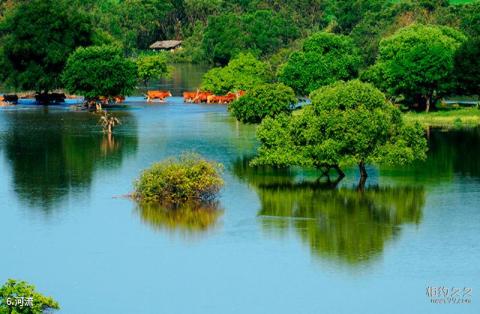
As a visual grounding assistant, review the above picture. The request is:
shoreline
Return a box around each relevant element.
[403,108,480,128]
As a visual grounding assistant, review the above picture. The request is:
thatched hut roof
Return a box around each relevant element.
[149,40,182,50]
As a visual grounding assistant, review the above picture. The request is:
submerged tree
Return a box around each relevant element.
[252,80,427,187]
[0,0,93,95]
[279,32,361,96]
[363,24,466,111]
[62,45,137,106]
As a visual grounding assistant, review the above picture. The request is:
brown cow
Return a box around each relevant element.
[183,91,197,102]
[114,96,125,103]
[183,90,213,103]
[207,94,235,104]
[147,90,172,102]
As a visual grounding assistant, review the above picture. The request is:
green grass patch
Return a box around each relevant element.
[403,107,480,128]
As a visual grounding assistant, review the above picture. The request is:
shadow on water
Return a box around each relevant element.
[2,110,138,211]
[233,157,425,266]
[135,201,223,237]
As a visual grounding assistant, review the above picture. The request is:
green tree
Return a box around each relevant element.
[454,37,480,97]
[252,80,427,187]
[364,24,466,111]
[330,0,387,34]
[201,53,269,94]
[62,46,137,100]
[202,10,298,64]
[0,279,59,314]
[184,0,223,24]
[0,0,93,94]
[118,0,173,50]
[136,53,172,90]
[229,83,296,123]
[279,32,361,96]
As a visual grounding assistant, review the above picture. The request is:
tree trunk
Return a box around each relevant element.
[425,96,431,113]
[358,161,368,190]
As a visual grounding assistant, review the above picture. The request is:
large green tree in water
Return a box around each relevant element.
[0,0,94,94]
[252,80,427,187]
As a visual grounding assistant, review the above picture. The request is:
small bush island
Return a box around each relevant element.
[134,153,224,204]
[229,83,297,123]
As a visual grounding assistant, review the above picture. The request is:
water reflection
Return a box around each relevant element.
[381,127,480,182]
[2,110,138,211]
[233,157,425,265]
[135,201,223,235]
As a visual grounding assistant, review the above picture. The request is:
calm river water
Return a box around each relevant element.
[0,66,479,313]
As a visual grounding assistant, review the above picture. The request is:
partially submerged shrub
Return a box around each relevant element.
[134,153,224,203]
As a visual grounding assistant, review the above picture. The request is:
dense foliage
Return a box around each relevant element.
[1,0,480,103]
[62,46,137,99]
[252,80,427,183]
[363,24,466,111]
[134,153,224,204]
[203,10,299,64]
[201,53,269,94]
[0,0,93,93]
[136,53,172,89]
[454,37,480,97]
[229,83,297,123]
[0,279,59,314]
[279,32,361,95]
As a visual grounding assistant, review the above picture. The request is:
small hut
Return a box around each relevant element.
[149,40,182,51]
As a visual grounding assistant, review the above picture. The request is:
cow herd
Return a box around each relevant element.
[1,90,246,105]
[146,90,246,104]
[182,90,246,104]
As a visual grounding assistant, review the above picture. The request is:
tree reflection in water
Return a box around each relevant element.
[2,110,138,211]
[135,201,223,236]
[233,157,425,265]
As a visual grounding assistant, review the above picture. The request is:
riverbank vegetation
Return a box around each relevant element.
[404,107,480,128]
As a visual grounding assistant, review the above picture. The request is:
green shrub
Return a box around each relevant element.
[201,53,269,94]
[134,153,224,203]
[229,83,297,124]
[62,45,137,100]
[0,279,59,313]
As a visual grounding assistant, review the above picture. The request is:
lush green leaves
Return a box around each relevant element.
[201,53,269,94]
[136,53,172,87]
[279,32,361,96]
[229,83,297,123]
[202,10,299,64]
[134,153,224,203]
[364,24,466,107]
[0,279,59,314]
[0,0,93,93]
[253,80,427,171]
[454,37,480,96]
[62,46,137,99]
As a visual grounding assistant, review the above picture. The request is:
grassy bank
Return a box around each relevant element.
[403,107,480,128]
